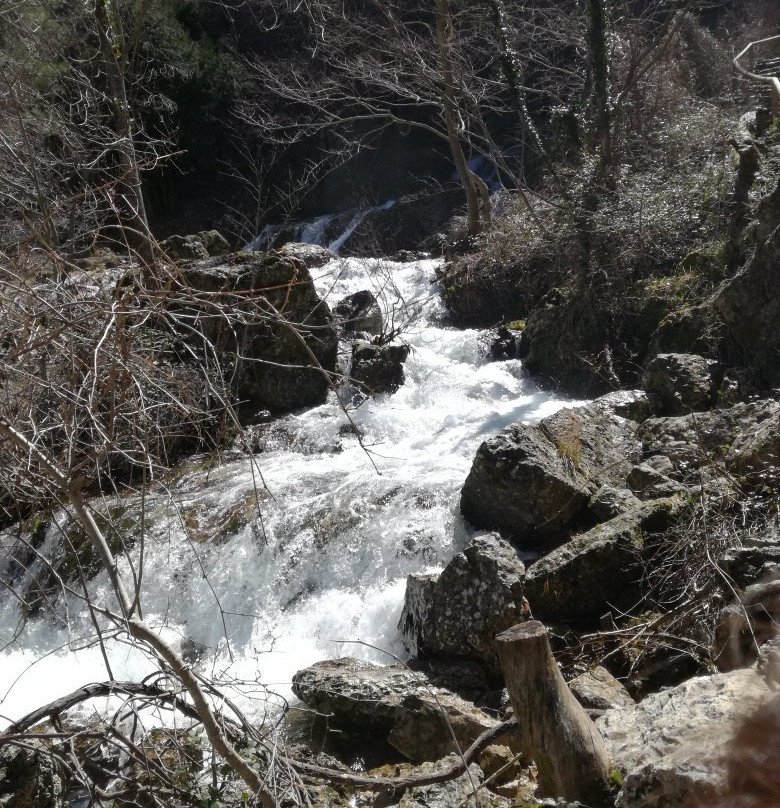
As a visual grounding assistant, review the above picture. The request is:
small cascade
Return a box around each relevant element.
[0,255,575,728]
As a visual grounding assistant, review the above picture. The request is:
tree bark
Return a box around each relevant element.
[496,621,612,805]
[434,0,483,236]
[586,0,612,167]
[93,0,155,266]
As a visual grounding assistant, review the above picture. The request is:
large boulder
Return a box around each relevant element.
[638,400,780,478]
[398,534,526,675]
[334,290,382,335]
[350,341,409,396]
[714,185,780,387]
[0,741,64,808]
[642,353,723,416]
[176,251,338,412]
[160,233,209,262]
[290,658,499,762]
[460,401,641,549]
[524,498,684,625]
[597,668,771,808]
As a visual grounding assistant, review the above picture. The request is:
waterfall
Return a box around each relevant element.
[0,255,575,728]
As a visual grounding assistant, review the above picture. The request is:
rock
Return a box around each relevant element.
[460,402,641,548]
[387,692,499,762]
[639,400,780,477]
[477,744,523,786]
[334,290,383,335]
[714,575,780,672]
[597,668,771,808]
[626,458,687,500]
[0,741,64,808]
[274,241,335,269]
[588,485,642,521]
[569,666,635,714]
[720,527,780,588]
[350,341,409,396]
[398,534,526,675]
[490,326,521,361]
[290,658,501,763]
[177,252,338,412]
[714,190,780,387]
[593,390,652,423]
[642,353,723,416]
[160,233,210,261]
[524,498,684,625]
[398,763,484,808]
[196,229,231,257]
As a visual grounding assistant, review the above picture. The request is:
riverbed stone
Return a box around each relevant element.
[597,668,771,808]
[334,290,383,335]
[160,233,210,261]
[642,353,723,416]
[290,658,500,762]
[398,534,526,675]
[176,251,338,411]
[569,666,635,714]
[350,341,409,396]
[461,401,641,548]
[524,498,684,625]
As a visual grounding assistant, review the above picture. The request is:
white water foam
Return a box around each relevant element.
[0,256,577,728]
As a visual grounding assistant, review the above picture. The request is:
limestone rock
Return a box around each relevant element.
[399,534,526,674]
[273,241,335,269]
[334,290,383,335]
[160,233,209,262]
[626,457,686,500]
[642,353,723,416]
[569,666,635,713]
[196,229,231,257]
[461,401,641,548]
[290,658,500,763]
[399,763,484,808]
[350,341,409,396]
[597,668,771,808]
[177,252,337,412]
[0,741,64,808]
[589,485,642,521]
[524,498,684,625]
[639,400,780,476]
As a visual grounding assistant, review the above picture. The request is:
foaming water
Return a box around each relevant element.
[0,257,576,728]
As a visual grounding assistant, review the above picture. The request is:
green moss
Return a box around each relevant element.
[609,768,625,789]
[505,319,527,330]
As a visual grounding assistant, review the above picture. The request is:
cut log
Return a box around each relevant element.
[496,621,612,805]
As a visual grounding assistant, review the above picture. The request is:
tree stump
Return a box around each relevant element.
[496,621,612,805]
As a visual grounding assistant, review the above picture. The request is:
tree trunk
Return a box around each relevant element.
[434,0,483,236]
[586,0,612,167]
[94,0,155,266]
[496,621,612,805]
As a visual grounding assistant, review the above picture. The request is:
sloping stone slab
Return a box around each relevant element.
[597,668,771,808]
[524,498,684,625]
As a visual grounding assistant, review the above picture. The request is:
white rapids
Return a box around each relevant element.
[0,255,576,728]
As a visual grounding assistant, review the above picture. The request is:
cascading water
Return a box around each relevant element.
[0,255,575,728]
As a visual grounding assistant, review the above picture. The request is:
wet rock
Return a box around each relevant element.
[291,658,500,763]
[461,402,641,548]
[0,741,64,808]
[639,400,780,477]
[273,241,335,269]
[399,534,526,675]
[597,668,771,808]
[642,353,723,416]
[350,341,409,396]
[196,229,231,257]
[160,233,209,261]
[569,666,635,714]
[177,251,337,412]
[524,498,684,625]
[594,390,652,423]
[334,290,383,335]
[490,326,521,361]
